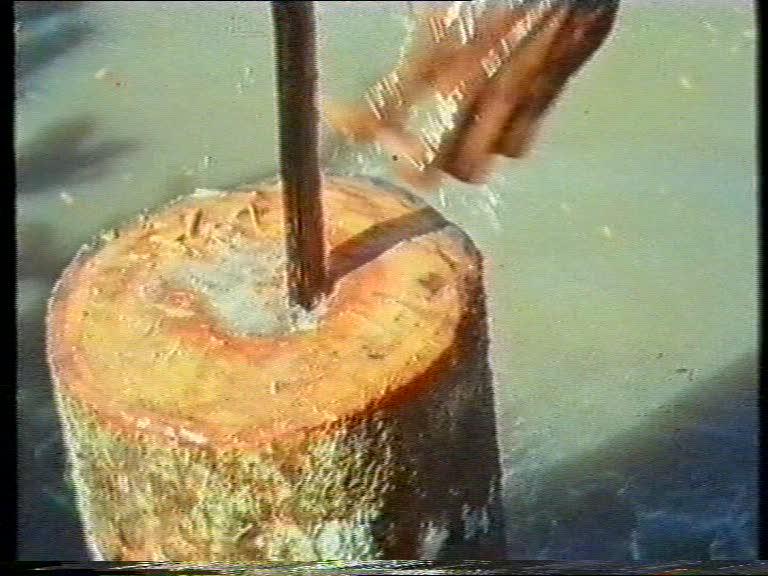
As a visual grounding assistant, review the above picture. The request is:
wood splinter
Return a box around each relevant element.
[185,208,203,239]
[325,0,619,190]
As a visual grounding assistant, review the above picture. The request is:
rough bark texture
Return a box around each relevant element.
[47,176,505,561]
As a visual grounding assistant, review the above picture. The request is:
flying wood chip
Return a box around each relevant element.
[325,0,619,189]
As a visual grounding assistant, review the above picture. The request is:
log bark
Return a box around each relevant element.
[47,176,505,561]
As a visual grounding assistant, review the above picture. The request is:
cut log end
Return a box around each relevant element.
[47,176,505,561]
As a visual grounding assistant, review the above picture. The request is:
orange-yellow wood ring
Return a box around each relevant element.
[47,176,483,454]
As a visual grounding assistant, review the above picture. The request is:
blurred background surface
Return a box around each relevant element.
[15,0,757,560]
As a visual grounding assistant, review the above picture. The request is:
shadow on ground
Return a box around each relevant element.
[18,307,91,560]
[502,353,758,560]
[16,115,139,196]
[15,2,90,95]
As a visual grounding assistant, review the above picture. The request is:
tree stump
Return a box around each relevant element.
[47,176,505,561]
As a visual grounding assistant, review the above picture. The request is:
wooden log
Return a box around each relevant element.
[47,176,505,561]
